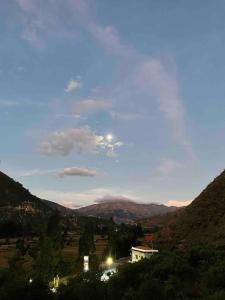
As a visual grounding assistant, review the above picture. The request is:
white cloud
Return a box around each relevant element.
[74,99,112,114]
[39,127,103,156]
[65,79,81,93]
[39,126,123,157]
[58,167,98,177]
[166,200,192,207]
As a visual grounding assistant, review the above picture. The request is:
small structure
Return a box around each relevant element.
[84,256,89,272]
[131,246,158,263]
[19,201,36,213]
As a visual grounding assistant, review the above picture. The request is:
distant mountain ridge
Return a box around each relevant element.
[76,199,179,223]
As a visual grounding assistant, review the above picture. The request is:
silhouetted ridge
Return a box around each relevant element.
[155,170,225,248]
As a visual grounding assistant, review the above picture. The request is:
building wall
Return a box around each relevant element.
[131,250,153,263]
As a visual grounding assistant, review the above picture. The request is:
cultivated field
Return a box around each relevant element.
[0,235,108,268]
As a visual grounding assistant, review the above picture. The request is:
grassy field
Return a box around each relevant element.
[0,240,16,268]
[0,235,108,268]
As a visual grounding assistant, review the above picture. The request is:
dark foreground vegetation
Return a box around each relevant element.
[2,170,225,299]
[1,247,225,300]
[0,210,145,299]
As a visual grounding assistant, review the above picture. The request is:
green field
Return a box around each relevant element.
[0,235,108,268]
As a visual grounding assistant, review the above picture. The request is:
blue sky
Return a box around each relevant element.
[1,0,225,208]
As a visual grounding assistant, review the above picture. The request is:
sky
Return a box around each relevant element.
[1,0,225,208]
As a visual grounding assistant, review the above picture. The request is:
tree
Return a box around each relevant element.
[79,221,95,256]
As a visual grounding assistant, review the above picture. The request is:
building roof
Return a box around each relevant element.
[131,246,159,253]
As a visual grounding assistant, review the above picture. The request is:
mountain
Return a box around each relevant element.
[153,170,225,248]
[76,199,179,224]
[0,171,72,222]
[42,199,74,215]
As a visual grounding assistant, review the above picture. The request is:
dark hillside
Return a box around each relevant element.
[154,170,225,248]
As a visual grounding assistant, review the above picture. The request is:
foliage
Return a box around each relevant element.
[105,223,143,258]
[78,221,96,256]
[2,246,225,299]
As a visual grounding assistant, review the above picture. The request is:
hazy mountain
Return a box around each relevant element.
[76,198,179,223]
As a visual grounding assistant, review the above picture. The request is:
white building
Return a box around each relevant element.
[131,246,158,263]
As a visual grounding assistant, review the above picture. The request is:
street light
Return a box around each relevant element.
[106,256,113,267]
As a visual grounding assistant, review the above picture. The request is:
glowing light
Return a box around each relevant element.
[106,134,114,142]
[106,256,113,266]
[84,256,89,272]
[29,278,33,284]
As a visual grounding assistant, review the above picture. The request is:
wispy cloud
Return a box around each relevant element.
[16,0,194,159]
[57,166,98,178]
[5,166,99,179]
[16,0,77,47]
[133,59,194,158]
[5,168,55,178]
[0,100,20,107]
[156,158,183,177]
[0,99,46,107]
[109,111,141,121]
[73,99,140,121]
[65,79,82,93]
[74,99,112,115]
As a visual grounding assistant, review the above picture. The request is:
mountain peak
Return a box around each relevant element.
[77,200,179,224]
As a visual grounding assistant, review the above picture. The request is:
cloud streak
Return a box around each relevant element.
[156,158,183,177]
[73,99,140,121]
[74,99,112,114]
[57,167,98,177]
